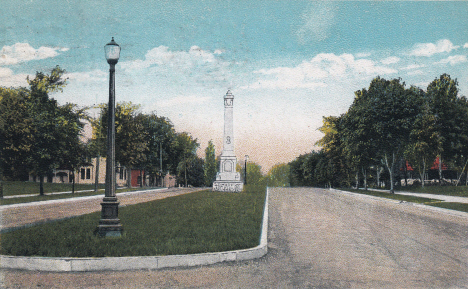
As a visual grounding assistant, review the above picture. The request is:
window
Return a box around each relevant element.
[81,168,85,180]
[86,168,91,179]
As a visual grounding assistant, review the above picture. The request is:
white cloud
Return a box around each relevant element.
[0,67,31,87]
[356,52,372,58]
[402,64,425,70]
[407,70,424,76]
[120,45,232,89]
[434,55,468,66]
[410,39,459,57]
[381,56,400,65]
[63,70,107,82]
[243,53,397,90]
[121,45,221,71]
[0,43,66,65]
[157,95,211,107]
[296,2,337,44]
[464,43,468,49]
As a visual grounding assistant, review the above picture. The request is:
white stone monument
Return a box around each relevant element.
[212,90,244,192]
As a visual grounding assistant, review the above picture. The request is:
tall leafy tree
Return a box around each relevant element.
[405,88,442,187]
[345,77,421,193]
[139,113,176,186]
[266,163,290,187]
[92,102,148,187]
[0,87,32,181]
[172,132,200,187]
[54,103,88,193]
[204,140,217,186]
[426,74,464,182]
[26,66,76,195]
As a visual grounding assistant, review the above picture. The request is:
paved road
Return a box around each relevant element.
[2,187,468,288]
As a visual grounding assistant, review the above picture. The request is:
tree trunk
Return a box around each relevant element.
[385,153,395,194]
[71,170,75,194]
[404,160,408,187]
[420,159,426,188]
[362,167,367,190]
[355,170,359,189]
[39,175,44,196]
[376,166,381,188]
[127,168,131,188]
[438,155,443,186]
[94,155,100,192]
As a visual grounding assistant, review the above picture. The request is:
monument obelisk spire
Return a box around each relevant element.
[222,90,235,156]
[213,90,244,192]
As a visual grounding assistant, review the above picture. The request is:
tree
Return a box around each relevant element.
[316,115,350,188]
[0,87,32,181]
[139,113,176,187]
[92,102,148,187]
[177,156,204,187]
[26,66,73,195]
[54,103,88,193]
[347,77,420,193]
[266,163,290,187]
[172,132,200,187]
[245,162,265,186]
[204,140,217,186]
[426,74,464,183]
[405,88,442,187]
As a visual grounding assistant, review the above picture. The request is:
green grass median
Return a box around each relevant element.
[0,186,266,257]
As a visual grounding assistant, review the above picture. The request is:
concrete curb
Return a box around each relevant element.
[0,188,269,272]
[330,188,468,220]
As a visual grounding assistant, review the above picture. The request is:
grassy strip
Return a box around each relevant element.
[0,185,266,257]
[427,202,468,213]
[395,185,468,197]
[341,188,437,203]
[0,187,160,206]
[1,181,106,196]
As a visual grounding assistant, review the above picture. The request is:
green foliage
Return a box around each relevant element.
[204,140,217,186]
[0,189,267,257]
[266,163,290,187]
[173,132,201,186]
[300,74,468,190]
[0,67,86,195]
[245,162,265,186]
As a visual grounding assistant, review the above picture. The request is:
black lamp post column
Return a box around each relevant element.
[244,155,249,185]
[97,37,123,237]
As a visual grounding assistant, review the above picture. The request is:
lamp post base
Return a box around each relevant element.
[97,198,123,237]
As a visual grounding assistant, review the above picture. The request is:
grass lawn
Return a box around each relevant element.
[342,188,437,203]
[0,185,267,257]
[427,202,468,213]
[396,185,468,197]
[1,181,105,196]
[0,181,160,206]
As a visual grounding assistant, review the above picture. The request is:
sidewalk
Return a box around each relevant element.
[0,187,204,231]
[364,188,468,203]
[2,189,104,199]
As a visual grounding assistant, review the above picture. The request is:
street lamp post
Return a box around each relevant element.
[244,155,249,185]
[97,37,123,237]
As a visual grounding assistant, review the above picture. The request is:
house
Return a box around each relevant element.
[29,157,176,188]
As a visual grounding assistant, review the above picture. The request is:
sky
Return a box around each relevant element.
[1,1,468,173]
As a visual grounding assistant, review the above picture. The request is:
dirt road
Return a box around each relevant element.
[2,187,468,288]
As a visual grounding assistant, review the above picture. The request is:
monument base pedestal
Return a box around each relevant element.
[212,181,244,192]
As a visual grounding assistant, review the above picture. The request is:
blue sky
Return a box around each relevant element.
[2,1,468,172]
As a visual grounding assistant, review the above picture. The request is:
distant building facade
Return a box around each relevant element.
[29,157,176,188]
